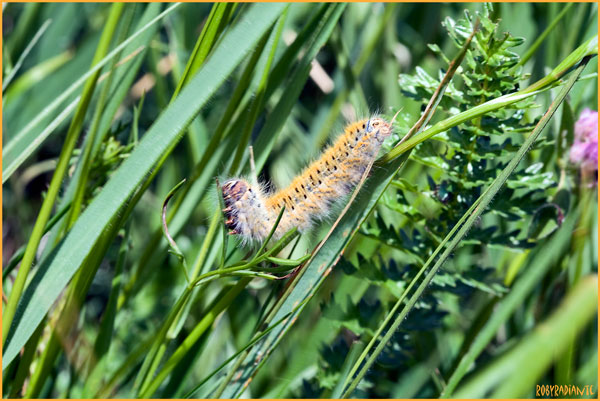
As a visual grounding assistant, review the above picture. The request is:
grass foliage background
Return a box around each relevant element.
[2,3,598,398]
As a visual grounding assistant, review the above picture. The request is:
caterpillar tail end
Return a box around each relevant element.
[222,180,248,227]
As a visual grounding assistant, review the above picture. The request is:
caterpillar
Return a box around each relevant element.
[221,116,394,244]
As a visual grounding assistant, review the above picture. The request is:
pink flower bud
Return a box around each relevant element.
[570,108,598,175]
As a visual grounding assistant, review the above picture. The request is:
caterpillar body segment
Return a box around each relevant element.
[221,117,393,244]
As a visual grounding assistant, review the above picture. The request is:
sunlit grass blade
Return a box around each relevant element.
[2,2,126,348]
[2,3,288,370]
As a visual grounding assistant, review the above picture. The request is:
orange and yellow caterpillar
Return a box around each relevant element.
[221,116,393,244]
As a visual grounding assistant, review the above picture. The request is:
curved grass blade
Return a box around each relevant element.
[2,3,288,369]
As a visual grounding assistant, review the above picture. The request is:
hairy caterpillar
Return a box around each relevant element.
[221,116,393,244]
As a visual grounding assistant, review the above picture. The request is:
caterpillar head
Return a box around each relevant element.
[221,179,250,234]
[366,117,393,143]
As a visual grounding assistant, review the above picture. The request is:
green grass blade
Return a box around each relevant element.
[81,223,130,397]
[341,55,590,399]
[523,34,597,93]
[4,3,41,61]
[3,49,73,104]
[2,3,180,183]
[251,4,347,173]
[337,22,480,395]
[330,340,366,398]
[94,335,156,398]
[230,9,286,175]
[184,307,299,398]
[2,18,53,92]
[2,2,125,347]
[441,207,580,397]
[172,3,237,99]
[454,275,597,398]
[6,323,44,398]
[2,3,287,370]
[139,278,252,398]
[40,3,164,260]
[116,11,275,306]
[65,3,137,230]
[218,14,472,398]
[517,3,574,67]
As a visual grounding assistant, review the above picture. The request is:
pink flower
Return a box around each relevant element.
[570,108,598,174]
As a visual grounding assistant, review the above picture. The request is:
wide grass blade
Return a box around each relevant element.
[2,2,126,347]
[2,3,288,369]
[41,3,163,259]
